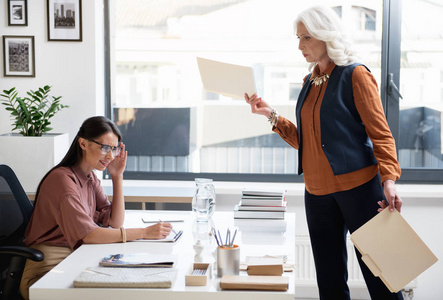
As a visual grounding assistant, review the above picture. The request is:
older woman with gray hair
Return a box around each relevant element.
[245,5,403,300]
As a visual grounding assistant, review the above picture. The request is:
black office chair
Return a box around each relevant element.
[0,165,44,300]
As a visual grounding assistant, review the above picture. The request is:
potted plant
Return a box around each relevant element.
[0,85,70,193]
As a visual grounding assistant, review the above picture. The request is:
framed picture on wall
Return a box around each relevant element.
[3,36,35,77]
[47,0,82,41]
[8,0,28,26]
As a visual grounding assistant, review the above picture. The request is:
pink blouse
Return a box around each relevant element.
[24,165,111,250]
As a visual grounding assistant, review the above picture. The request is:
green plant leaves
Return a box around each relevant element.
[0,85,69,136]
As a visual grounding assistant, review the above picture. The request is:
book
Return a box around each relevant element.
[74,266,177,288]
[237,202,287,212]
[234,206,285,219]
[241,189,286,197]
[234,219,287,232]
[220,275,289,291]
[246,256,284,275]
[239,199,285,206]
[99,253,175,268]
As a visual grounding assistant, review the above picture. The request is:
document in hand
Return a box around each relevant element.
[196,57,256,99]
[350,209,438,293]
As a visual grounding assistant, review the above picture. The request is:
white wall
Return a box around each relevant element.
[0,0,105,140]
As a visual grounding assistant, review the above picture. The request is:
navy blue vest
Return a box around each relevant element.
[295,64,378,175]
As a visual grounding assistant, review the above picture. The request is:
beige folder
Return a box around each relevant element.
[350,209,438,293]
[196,57,256,99]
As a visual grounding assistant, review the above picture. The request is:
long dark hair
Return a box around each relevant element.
[34,116,122,205]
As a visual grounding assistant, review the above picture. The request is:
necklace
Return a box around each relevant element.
[310,74,329,86]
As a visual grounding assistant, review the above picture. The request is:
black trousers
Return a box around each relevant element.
[305,174,404,300]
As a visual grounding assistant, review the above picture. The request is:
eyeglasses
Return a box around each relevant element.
[89,140,122,156]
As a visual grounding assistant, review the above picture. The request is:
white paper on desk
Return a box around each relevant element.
[197,57,256,99]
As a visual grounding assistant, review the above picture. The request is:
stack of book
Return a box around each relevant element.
[234,189,286,219]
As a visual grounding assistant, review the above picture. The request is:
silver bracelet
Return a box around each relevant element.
[268,109,275,122]
[270,111,279,127]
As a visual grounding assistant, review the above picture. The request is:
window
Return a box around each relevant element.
[397,0,443,172]
[352,6,376,32]
[106,0,443,183]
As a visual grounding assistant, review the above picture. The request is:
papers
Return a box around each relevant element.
[74,267,177,288]
[99,253,176,268]
[351,209,438,293]
[197,57,256,99]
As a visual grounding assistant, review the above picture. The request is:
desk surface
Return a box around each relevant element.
[30,210,295,300]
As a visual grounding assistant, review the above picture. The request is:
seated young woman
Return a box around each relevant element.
[20,116,172,299]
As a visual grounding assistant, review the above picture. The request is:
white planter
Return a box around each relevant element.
[0,133,69,193]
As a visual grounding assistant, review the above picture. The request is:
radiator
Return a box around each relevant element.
[294,235,416,299]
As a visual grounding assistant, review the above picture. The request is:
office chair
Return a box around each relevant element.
[0,165,44,300]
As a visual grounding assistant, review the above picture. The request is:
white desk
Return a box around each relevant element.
[30,210,295,300]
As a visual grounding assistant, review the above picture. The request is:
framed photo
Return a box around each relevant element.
[8,0,28,26]
[47,0,82,41]
[3,36,35,77]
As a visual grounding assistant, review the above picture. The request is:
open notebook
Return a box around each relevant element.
[133,230,183,243]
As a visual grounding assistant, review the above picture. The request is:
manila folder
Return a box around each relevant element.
[197,57,256,99]
[350,209,438,293]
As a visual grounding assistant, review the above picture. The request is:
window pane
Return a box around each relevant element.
[110,0,383,179]
[398,0,443,169]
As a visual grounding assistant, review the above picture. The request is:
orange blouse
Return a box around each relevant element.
[273,63,401,196]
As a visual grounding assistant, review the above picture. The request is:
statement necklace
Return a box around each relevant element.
[310,74,329,86]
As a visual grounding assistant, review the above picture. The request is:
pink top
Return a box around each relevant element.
[24,165,112,250]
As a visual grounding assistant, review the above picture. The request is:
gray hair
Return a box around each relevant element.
[294,5,359,71]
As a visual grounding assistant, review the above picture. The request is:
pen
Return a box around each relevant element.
[230,229,237,247]
[159,219,177,235]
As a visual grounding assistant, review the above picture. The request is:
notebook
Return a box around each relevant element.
[99,253,175,268]
[74,267,177,288]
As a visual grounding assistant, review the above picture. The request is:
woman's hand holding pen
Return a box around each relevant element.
[143,222,172,239]
[244,93,273,119]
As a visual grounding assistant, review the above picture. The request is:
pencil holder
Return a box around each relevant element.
[217,245,240,277]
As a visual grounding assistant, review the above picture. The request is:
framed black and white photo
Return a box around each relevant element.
[8,0,28,26]
[47,0,82,41]
[3,36,35,77]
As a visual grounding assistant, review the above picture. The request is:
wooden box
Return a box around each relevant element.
[185,263,211,286]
